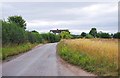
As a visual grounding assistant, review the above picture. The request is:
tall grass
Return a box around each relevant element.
[1,43,38,60]
[57,39,118,76]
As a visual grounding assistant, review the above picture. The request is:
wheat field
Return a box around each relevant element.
[57,39,119,76]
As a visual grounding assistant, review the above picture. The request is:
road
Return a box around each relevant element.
[2,43,94,76]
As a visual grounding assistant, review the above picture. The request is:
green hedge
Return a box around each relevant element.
[2,21,26,45]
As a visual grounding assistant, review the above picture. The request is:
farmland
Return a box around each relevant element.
[57,39,119,76]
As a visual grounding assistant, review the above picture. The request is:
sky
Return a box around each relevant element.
[2,2,118,34]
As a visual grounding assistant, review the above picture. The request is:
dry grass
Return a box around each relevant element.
[57,39,118,76]
[66,39,118,63]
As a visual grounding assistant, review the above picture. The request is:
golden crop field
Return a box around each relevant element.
[57,39,119,76]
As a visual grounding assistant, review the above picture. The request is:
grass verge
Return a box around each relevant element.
[1,43,39,60]
[57,39,118,76]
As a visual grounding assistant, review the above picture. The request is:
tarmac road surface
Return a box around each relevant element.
[2,43,94,76]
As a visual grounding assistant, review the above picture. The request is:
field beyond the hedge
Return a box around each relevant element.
[57,39,118,76]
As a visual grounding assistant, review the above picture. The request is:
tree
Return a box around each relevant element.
[85,34,94,39]
[60,31,72,39]
[96,31,102,38]
[81,32,87,38]
[113,32,120,39]
[89,28,97,38]
[32,30,39,33]
[100,32,111,38]
[8,16,26,29]
[2,21,26,45]
[40,33,61,43]
[27,31,43,43]
[110,33,114,38]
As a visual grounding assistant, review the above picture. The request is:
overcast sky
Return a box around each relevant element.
[2,2,118,34]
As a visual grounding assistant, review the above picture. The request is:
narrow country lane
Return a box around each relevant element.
[2,43,94,76]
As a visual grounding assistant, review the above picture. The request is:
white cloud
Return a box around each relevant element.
[2,2,118,34]
[64,3,117,17]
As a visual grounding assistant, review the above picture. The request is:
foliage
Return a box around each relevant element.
[100,33,111,38]
[97,32,111,38]
[27,31,43,43]
[60,31,72,39]
[8,16,26,29]
[2,15,62,45]
[81,32,87,38]
[85,34,94,39]
[1,16,61,60]
[48,33,60,43]
[41,33,61,43]
[2,21,27,45]
[89,28,97,38]
[96,31,102,38]
[113,32,120,39]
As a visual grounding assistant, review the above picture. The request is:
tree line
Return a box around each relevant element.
[72,28,120,39]
[2,16,61,46]
[2,15,120,46]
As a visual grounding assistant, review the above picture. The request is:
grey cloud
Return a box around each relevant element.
[2,2,118,34]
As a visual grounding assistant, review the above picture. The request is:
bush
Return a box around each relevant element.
[113,32,120,39]
[41,33,61,43]
[81,32,87,38]
[100,33,111,38]
[2,20,43,45]
[60,31,72,39]
[8,15,26,29]
[41,33,49,42]
[85,34,94,39]
[26,31,43,43]
[48,33,61,43]
[2,21,26,45]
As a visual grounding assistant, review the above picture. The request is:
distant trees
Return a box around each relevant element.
[81,32,87,38]
[85,34,94,39]
[89,28,97,38]
[60,31,72,39]
[40,33,61,43]
[27,31,43,43]
[2,15,120,46]
[113,32,120,39]
[48,33,61,43]
[96,32,111,38]
[8,16,26,29]
[79,28,120,39]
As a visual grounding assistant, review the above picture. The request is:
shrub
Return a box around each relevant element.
[8,15,26,29]
[41,33,61,43]
[100,33,111,38]
[26,31,43,43]
[113,32,120,39]
[2,21,26,45]
[81,32,87,38]
[60,31,72,39]
[85,34,94,39]
[48,33,61,43]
